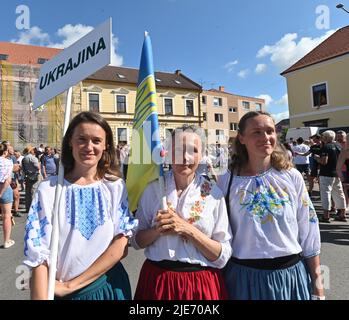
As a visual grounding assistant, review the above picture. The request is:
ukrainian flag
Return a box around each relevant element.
[126,32,162,212]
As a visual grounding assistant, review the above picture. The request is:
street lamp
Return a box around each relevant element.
[336,3,349,14]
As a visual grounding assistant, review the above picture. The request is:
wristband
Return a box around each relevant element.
[311,294,325,300]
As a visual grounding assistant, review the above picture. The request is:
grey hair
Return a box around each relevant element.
[170,125,206,154]
[322,130,336,141]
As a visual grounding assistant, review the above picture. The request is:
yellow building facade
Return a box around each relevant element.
[282,26,349,130]
[77,67,202,145]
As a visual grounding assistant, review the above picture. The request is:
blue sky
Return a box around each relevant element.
[1,0,348,123]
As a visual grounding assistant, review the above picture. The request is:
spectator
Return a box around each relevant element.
[41,146,57,179]
[315,130,346,222]
[0,143,15,249]
[22,146,40,213]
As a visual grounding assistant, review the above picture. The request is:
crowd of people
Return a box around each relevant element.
[285,130,348,223]
[0,142,61,250]
[2,110,348,300]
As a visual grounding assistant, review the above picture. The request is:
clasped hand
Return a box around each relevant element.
[155,207,193,239]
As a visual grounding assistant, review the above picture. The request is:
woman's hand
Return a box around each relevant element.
[155,208,194,239]
[54,280,74,298]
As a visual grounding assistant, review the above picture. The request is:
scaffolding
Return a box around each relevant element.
[0,61,67,150]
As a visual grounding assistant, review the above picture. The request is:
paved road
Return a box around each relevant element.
[0,187,348,300]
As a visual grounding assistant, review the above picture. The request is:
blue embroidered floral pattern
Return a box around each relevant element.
[302,191,318,223]
[65,185,107,240]
[24,199,49,256]
[239,177,290,224]
[118,199,138,234]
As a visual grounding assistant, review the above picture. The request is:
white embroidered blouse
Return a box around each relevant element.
[217,167,321,260]
[23,176,138,282]
[133,171,232,269]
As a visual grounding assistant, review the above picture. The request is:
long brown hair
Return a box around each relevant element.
[61,112,121,180]
[230,111,293,172]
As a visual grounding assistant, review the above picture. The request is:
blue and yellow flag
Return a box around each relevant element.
[126,33,162,212]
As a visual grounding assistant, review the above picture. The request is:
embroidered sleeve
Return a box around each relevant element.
[112,181,138,238]
[210,196,233,268]
[23,189,52,268]
[294,170,321,258]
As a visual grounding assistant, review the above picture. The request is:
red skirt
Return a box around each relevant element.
[134,259,228,300]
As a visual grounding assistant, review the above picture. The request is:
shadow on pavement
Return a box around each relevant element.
[319,223,349,246]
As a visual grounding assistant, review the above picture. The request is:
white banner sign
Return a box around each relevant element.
[32,18,112,110]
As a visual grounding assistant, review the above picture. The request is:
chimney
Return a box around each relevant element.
[219,86,225,92]
[175,69,181,76]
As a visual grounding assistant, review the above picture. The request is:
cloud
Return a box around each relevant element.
[224,60,238,72]
[237,69,249,79]
[256,30,336,71]
[271,111,289,124]
[274,94,288,106]
[255,63,267,74]
[256,94,273,107]
[11,26,50,46]
[11,24,123,66]
[50,24,94,48]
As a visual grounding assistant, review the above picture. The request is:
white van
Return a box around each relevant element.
[285,127,323,142]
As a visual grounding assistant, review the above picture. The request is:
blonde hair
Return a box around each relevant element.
[230,111,293,172]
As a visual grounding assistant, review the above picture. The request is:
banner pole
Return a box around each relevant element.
[47,87,73,300]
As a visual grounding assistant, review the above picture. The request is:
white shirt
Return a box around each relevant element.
[23,176,138,282]
[292,144,310,165]
[0,157,13,183]
[132,171,232,269]
[217,168,320,259]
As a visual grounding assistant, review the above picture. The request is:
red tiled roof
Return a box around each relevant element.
[0,42,61,66]
[281,26,349,75]
[0,42,201,90]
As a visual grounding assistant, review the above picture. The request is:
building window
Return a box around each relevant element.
[203,112,207,121]
[216,130,224,142]
[89,93,100,113]
[214,113,224,122]
[116,95,127,113]
[18,82,29,104]
[229,107,237,113]
[213,97,222,107]
[230,123,238,131]
[117,128,127,144]
[312,83,328,108]
[0,54,8,61]
[186,100,194,116]
[255,103,262,111]
[164,98,173,115]
[37,58,48,64]
[242,101,250,110]
[303,119,328,127]
[202,96,207,104]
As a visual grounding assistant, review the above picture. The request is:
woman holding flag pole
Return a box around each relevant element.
[132,125,232,300]
[125,32,232,300]
[23,112,138,300]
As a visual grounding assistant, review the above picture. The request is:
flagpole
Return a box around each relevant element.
[158,165,167,211]
[47,86,73,300]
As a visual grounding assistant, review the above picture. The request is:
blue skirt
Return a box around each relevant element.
[224,259,312,300]
[56,262,131,300]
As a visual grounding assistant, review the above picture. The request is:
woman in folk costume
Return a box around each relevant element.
[217,111,324,300]
[132,125,232,300]
[23,112,137,300]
